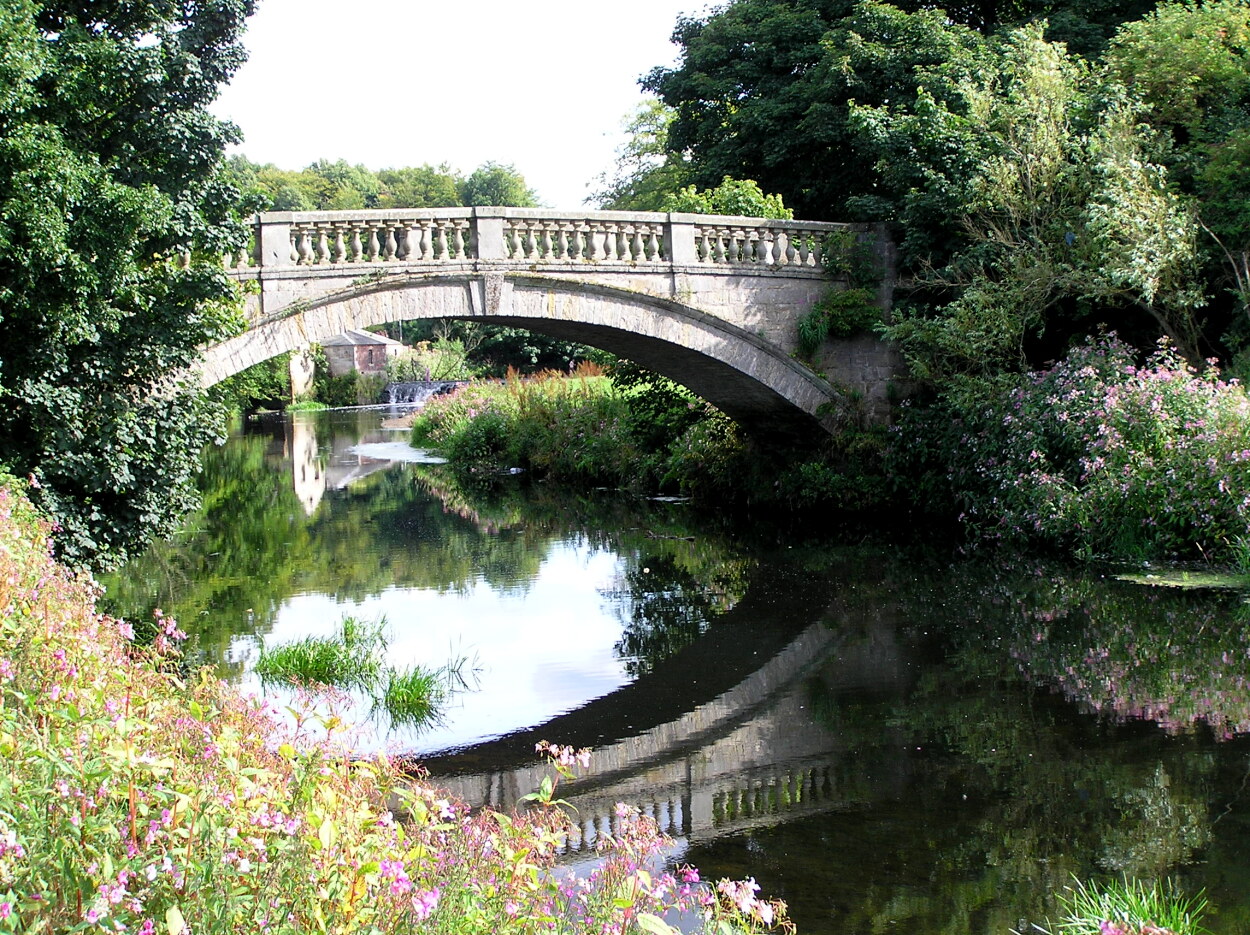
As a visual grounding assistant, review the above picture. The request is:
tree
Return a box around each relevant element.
[643,0,1160,222]
[458,161,539,207]
[1104,1,1250,363]
[0,0,255,566]
[591,98,692,211]
[377,164,462,209]
[854,25,1206,378]
[663,176,793,218]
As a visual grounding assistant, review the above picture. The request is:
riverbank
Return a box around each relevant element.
[411,338,1250,569]
[0,478,790,934]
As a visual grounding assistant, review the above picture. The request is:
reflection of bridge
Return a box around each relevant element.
[207,208,900,435]
[417,591,915,851]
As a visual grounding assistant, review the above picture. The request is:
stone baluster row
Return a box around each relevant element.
[288,218,476,265]
[693,224,825,267]
[710,766,834,825]
[504,218,668,263]
[557,796,686,855]
[240,212,847,273]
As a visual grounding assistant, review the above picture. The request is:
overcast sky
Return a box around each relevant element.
[210,0,710,210]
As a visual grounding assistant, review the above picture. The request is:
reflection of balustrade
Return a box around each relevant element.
[552,762,842,855]
[226,208,848,273]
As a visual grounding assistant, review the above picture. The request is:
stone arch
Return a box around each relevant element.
[201,272,840,438]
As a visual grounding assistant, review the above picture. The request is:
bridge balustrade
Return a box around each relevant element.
[225,208,844,275]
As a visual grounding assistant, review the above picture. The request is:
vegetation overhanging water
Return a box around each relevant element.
[95,408,1250,935]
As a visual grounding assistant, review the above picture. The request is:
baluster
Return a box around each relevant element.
[646,225,661,261]
[802,231,818,266]
[365,225,380,261]
[784,230,798,265]
[383,224,398,260]
[454,220,469,258]
[347,226,363,262]
[418,221,433,260]
[296,228,314,265]
[807,233,823,267]
[594,222,612,261]
[607,225,624,261]
[331,225,346,263]
[540,221,554,260]
[712,229,727,263]
[314,225,330,264]
[431,221,447,260]
[747,230,760,263]
[630,224,645,262]
[503,221,519,259]
[557,222,575,258]
[763,228,779,265]
[695,227,710,262]
[401,221,420,260]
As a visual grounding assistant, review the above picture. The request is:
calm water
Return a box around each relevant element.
[102,409,1250,935]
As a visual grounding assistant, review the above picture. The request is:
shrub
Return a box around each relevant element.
[896,335,1250,562]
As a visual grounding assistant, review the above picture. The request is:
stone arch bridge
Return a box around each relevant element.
[210,208,898,436]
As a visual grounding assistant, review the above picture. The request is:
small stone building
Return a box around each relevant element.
[321,329,406,377]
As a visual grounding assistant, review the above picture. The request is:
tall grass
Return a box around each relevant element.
[255,615,386,687]
[1049,877,1210,935]
[255,615,471,729]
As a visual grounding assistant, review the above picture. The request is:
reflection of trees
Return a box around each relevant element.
[683,551,1245,935]
[99,434,314,677]
[602,549,750,677]
[101,428,756,684]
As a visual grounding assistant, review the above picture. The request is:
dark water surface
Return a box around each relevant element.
[101,409,1250,935]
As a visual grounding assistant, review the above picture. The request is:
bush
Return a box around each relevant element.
[895,335,1250,562]
[797,288,882,358]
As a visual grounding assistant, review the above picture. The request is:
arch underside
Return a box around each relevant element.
[203,272,839,439]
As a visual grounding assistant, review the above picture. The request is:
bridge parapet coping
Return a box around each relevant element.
[228,207,853,275]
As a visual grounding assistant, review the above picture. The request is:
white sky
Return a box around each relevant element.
[211,0,711,210]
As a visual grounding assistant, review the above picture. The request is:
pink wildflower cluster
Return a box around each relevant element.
[535,738,592,770]
[929,335,1250,562]
[0,480,789,935]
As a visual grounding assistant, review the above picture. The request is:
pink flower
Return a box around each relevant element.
[411,889,439,920]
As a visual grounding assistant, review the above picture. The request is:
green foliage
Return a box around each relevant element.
[893,335,1250,563]
[856,24,1206,376]
[1048,877,1210,935]
[662,176,793,219]
[457,161,539,208]
[0,0,255,567]
[591,98,691,211]
[229,156,540,211]
[210,353,292,413]
[797,288,881,356]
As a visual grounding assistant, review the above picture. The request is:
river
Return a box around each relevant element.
[100,408,1250,935]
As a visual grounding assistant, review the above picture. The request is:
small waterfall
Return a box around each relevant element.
[381,380,464,405]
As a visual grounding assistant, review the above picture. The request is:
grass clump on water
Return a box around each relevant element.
[255,615,386,687]
[256,615,470,729]
[1046,877,1209,935]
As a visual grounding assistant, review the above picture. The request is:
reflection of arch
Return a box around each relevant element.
[202,272,841,438]
[413,566,915,848]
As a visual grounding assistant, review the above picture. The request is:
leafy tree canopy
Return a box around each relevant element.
[0,0,255,567]
[663,176,794,218]
[229,157,540,211]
